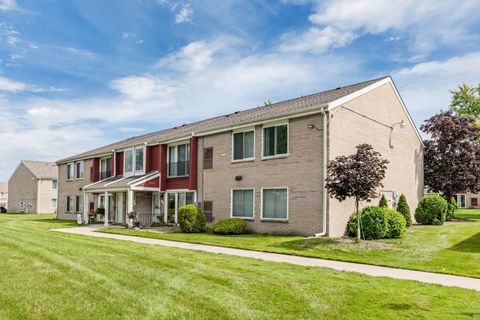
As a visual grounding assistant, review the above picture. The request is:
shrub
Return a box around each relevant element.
[347,206,406,240]
[178,205,206,233]
[396,194,412,227]
[212,218,247,235]
[386,209,407,238]
[414,195,448,225]
[379,194,388,208]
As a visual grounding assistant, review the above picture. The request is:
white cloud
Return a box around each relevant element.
[0,0,17,11]
[0,75,27,92]
[175,4,193,24]
[0,23,21,46]
[280,26,356,53]
[110,76,176,101]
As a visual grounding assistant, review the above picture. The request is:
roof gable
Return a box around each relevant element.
[21,160,58,179]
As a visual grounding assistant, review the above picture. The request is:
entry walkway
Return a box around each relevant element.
[53,225,480,292]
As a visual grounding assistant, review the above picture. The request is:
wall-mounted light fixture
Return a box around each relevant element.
[307,124,322,131]
[389,120,405,149]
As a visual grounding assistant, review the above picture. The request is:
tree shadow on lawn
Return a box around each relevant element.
[449,232,480,253]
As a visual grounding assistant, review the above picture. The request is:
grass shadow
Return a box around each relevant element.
[449,232,480,253]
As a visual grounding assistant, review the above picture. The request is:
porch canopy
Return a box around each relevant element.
[83,171,160,225]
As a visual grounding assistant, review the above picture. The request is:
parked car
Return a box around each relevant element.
[0,207,7,213]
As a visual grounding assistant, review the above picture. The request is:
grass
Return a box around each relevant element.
[101,209,480,278]
[0,214,479,319]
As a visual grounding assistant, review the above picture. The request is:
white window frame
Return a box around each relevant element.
[66,163,74,181]
[66,196,73,213]
[123,145,146,177]
[231,128,255,162]
[99,156,112,180]
[52,198,57,210]
[260,187,289,221]
[167,141,190,178]
[261,122,289,160]
[75,195,83,213]
[75,161,84,180]
[230,188,255,220]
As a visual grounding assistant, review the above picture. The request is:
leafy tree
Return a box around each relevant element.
[421,111,480,204]
[325,144,389,242]
[450,83,480,118]
[396,194,412,227]
[378,194,388,208]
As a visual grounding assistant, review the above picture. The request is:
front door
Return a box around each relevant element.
[115,192,125,224]
[456,194,466,208]
[152,192,162,221]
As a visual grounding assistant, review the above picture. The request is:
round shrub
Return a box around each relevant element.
[386,209,407,238]
[178,204,206,233]
[396,194,412,227]
[414,195,448,225]
[212,218,247,235]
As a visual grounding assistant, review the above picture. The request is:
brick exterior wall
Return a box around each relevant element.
[8,163,39,213]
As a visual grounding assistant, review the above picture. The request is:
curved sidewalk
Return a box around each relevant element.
[53,225,480,292]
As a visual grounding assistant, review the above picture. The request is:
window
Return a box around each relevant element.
[204,148,213,169]
[100,158,111,180]
[168,143,190,177]
[262,188,288,220]
[263,124,288,158]
[67,163,74,180]
[203,200,213,222]
[75,196,83,213]
[232,189,254,218]
[52,199,57,210]
[52,180,58,190]
[472,198,478,207]
[233,130,254,161]
[66,196,74,212]
[124,146,145,176]
[75,161,84,179]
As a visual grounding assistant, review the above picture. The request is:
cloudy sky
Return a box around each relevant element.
[0,0,479,180]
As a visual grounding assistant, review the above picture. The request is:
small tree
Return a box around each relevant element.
[379,194,388,208]
[421,111,480,204]
[396,194,412,227]
[326,144,389,242]
[450,83,480,118]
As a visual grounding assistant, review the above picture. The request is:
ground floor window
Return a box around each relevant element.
[232,189,254,218]
[262,188,288,220]
[66,196,74,212]
[52,199,57,210]
[472,198,478,207]
[75,196,83,213]
[454,194,466,208]
[166,191,195,224]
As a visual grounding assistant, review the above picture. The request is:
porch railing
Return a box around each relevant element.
[136,213,163,227]
[168,161,190,177]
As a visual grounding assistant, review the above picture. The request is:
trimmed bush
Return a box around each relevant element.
[178,204,206,233]
[379,194,388,208]
[212,218,247,235]
[414,195,448,225]
[396,194,412,227]
[347,206,406,240]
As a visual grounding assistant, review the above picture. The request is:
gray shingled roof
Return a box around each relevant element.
[0,182,7,193]
[58,76,388,163]
[22,160,58,179]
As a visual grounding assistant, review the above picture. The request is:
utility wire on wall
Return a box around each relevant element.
[340,106,392,129]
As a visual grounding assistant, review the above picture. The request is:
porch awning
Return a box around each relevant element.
[84,171,160,193]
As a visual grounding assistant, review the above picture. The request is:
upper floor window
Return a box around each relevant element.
[124,146,145,176]
[203,147,213,169]
[263,123,288,158]
[75,161,84,179]
[99,157,111,180]
[168,143,190,177]
[233,130,254,161]
[52,180,58,190]
[67,163,74,180]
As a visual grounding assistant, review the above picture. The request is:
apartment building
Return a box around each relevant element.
[56,76,423,236]
[0,182,7,211]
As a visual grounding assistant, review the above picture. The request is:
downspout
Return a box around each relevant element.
[315,106,328,237]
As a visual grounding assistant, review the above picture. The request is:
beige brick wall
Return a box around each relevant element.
[57,159,94,220]
[328,82,424,236]
[36,179,57,213]
[135,191,152,214]
[198,114,325,236]
[8,163,37,213]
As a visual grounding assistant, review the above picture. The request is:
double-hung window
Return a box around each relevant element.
[67,163,74,180]
[75,195,83,213]
[100,158,111,180]
[263,124,288,158]
[168,143,190,177]
[233,130,254,161]
[232,189,254,219]
[262,188,288,220]
[66,196,74,212]
[52,180,58,190]
[124,146,145,176]
[75,161,84,179]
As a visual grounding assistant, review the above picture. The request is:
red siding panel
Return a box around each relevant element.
[166,177,189,189]
[116,152,124,176]
[160,144,167,191]
[189,137,198,190]
[92,158,99,182]
[138,176,160,188]
[150,145,160,171]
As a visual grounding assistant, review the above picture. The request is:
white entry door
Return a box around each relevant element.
[115,192,124,224]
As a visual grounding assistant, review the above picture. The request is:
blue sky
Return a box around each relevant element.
[0,0,480,180]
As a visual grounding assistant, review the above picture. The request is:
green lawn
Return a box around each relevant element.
[0,214,479,319]
[101,209,480,279]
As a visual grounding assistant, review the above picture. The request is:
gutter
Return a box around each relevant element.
[315,106,328,237]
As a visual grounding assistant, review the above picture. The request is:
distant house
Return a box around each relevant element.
[8,160,58,214]
[0,182,7,210]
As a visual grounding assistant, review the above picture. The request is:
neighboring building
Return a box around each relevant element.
[452,192,479,209]
[56,76,423,236]
[8,160,58,214]
[0,182,7,210]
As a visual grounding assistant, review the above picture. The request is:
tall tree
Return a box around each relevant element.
[326,144,389,242]
[450,83,480,118]
[421,111,480,203]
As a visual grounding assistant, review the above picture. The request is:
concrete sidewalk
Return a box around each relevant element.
[53,225,480,292]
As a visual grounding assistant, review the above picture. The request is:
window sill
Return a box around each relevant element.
[260,218,288,223]
[167,175,190,179]
[231,216,254,221]
[261,154,290,161]
[231,158,255,164]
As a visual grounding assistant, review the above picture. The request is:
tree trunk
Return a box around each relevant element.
[355,197,361,243]
[445,193,453,204]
